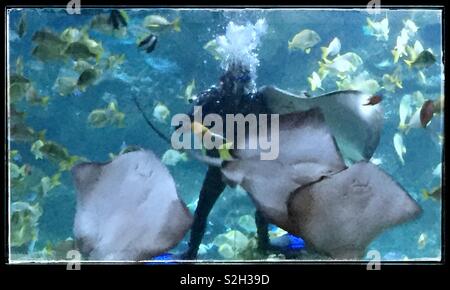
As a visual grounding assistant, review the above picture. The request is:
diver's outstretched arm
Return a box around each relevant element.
[182,165,227,259]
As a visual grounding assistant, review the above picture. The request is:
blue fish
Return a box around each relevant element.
[270,233,305,251]
[286,234,305,250]
[144,253,177,265]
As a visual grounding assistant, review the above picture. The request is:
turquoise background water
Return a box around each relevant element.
[8,8,443,261]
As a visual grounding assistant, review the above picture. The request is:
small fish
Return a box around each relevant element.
[288,29,321,53]
[398,94,413,131]
[36,140,80,171]
[336,71,380,95]
[32,44,66,62]
[382,67,403,92]
[38,141,71,163]
[10,123,45,143]
[10,73,30,84]
[77,68,100,91]
[60,27,82,43]
[32,28,67,48]
[91,12,128,37]
[307,71,323,91]
[9,74,32,102]
[161,149,188,166]
[420,100,435,127]
[138,34,158,53]
[143,15,181,32]
[412,90,426,106]
[10,105,26,128]
[152,102,170,123]
[190,121,233,160]
[53,76,78,96]
[90,14,113,33]
[87,109,109,128]
[104,54,125,71]
[392,28,409,63]
[393,132,406,165]
[364,17,389,41]
[17,13,27,38]
[405,50,436,69]
[10,201,42,247]
[35,173,62,198]
[64,41,98,61]
[422,186,441,201]
[203,39,221,60]
[320,37,341,60]
[218,142,234,161]
[375,59,392,69]
[363,95,382,106]
[179,79,195,103]
[417,233,428,249]
[404,40,424,65]
[109,10,128,30]
[319,52,362,78]
[403,19,419,36]
[88,101,125,128]
[31,139,45,159]
[404,107,422,133]
[10,163,31,180]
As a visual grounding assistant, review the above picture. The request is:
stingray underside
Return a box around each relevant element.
[259,85,384,163]
[221,107,346,233]
[287,162,422,259]
[71,149,193,261]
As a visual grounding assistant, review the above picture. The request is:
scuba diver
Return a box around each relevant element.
[133,61,308,260]
[180,62,280,259]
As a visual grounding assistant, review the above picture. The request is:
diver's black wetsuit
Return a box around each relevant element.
[182,63,272,259]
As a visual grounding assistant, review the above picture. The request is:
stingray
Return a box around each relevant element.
[287,162,422,260]
[259,86,384,162]
[221,107,347,233]
[71,149,193,261]
[219,107,420,259]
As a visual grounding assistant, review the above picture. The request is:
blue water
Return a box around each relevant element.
[8,8,443,261]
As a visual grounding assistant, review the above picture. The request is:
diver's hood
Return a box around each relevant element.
[259,86,384,163]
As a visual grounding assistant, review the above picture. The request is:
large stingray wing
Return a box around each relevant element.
[72,150,193,261]
[287,162,421,260]
[259,86,384,162]
[221,108,346,232]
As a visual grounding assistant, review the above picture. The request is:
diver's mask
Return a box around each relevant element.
[220,62,253,96]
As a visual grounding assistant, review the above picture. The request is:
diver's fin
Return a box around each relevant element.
[71,150,193,260]
[259,86,384,163]
[287,162,421,259]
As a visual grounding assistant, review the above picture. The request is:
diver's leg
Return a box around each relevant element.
[255,210,270,252]
[183,166,227,259]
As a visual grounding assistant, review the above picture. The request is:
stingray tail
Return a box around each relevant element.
[132,95,172,145]
[133,96,223,167]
